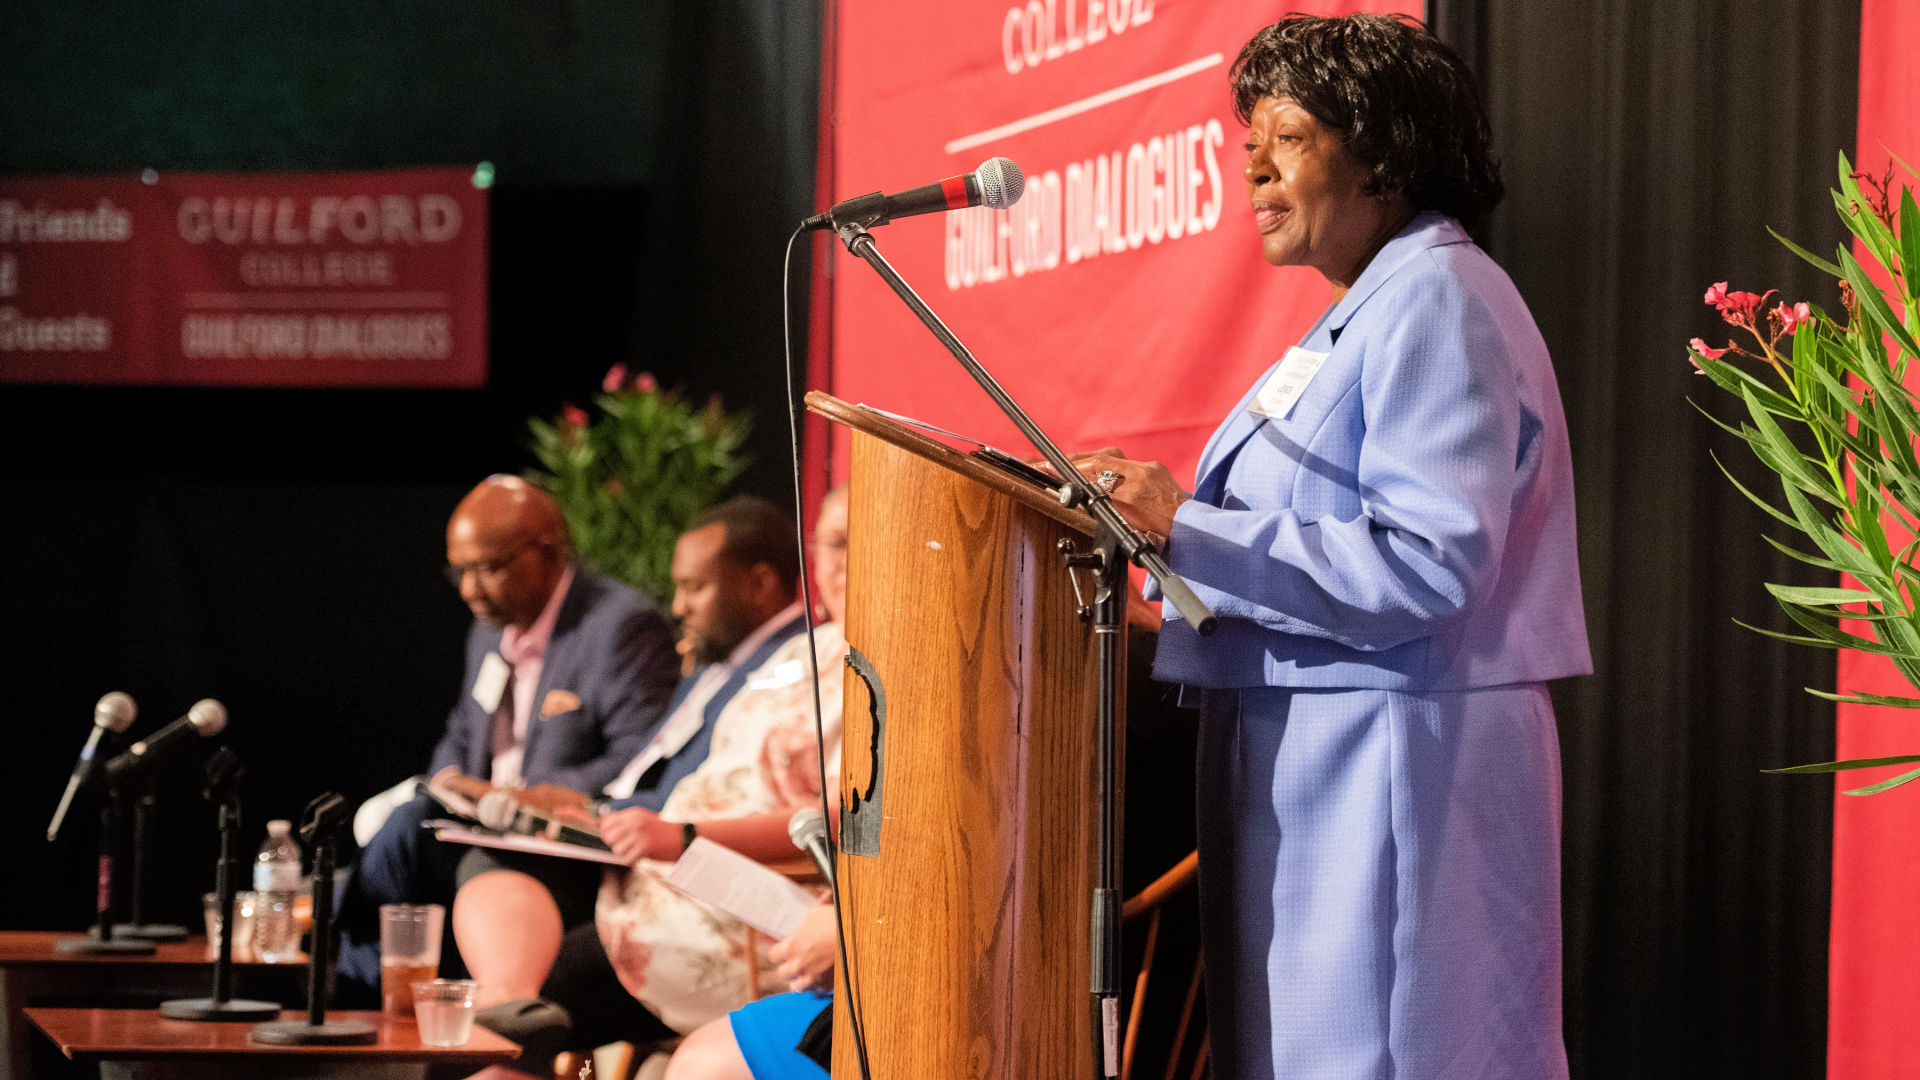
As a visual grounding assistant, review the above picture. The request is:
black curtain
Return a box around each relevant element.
[1438,0,1859,1076]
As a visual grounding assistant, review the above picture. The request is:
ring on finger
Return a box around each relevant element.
[1094,469,1124,494]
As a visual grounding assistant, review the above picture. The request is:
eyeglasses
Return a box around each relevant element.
[443,543,534,587]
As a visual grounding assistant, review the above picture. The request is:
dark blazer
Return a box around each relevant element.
[429,569,679,794]
[607,609,810,813]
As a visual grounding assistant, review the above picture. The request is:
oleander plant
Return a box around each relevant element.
[1686,154,1920,794]
[528,365,749,610]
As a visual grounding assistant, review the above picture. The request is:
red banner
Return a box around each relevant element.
[823,0,1414,485]
[1832,0,1920,1075]
[0,167,487,387]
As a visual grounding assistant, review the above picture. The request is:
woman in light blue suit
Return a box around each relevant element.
[1074,15,1591,1080]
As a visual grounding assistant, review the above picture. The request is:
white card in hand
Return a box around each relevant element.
[663,837,820,939]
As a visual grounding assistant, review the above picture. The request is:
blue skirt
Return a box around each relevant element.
[729,990,830,1080]
[1195,684,1567,1080]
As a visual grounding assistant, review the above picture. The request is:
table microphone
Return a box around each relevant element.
[788,805,835,887]
[47,692,138,842]
[104,699,227,785]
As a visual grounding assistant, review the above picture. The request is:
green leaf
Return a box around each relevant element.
[1769,227,1844,277]
[1839,246,1920,360]
[1741,387,1844,506]
[1804,688,1920,708]
[1690,356,1798,416]
[1845,766,1920,795]
[1711,453,1801,530]
[1763,584,1880,606]
[1772,603,1900,655]
[1764,753,1920,774]
[1732,618,1848,651]
[1900,185,1920,302]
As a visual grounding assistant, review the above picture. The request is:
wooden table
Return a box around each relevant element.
[27,1007,518,1079]
[0,932,302,1080]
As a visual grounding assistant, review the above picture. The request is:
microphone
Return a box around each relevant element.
[802,157,1025,232]
[104,699,228,785]
[788,805,835,887]
[46,693,139,842]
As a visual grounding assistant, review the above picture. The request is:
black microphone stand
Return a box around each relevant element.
[54,783,155,955]
[114,774,190,942]
[826,214,1218,1080]
[162,748,280,1020]
[253,793,376,1045]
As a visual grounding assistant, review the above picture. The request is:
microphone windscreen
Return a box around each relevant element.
[187,699,229,735]
[788,805,828,851]
[976,157,1025,209]
[95,692,137,733]
[476,790,519,832]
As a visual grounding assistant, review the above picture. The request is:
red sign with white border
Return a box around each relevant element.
[0,167,487,387]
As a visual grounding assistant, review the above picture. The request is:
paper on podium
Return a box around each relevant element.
[663,838,820,939]
[433,823,629,866]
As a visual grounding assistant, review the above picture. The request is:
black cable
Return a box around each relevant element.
[782,222,876,1080]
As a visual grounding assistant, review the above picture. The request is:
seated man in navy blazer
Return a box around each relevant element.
[335,474,680,1007]
[600,494,809,811]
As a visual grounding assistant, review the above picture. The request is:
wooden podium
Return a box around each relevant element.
[809,392,1118,1080]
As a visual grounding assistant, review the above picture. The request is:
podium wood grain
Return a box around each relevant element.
[811,393,1119,1080]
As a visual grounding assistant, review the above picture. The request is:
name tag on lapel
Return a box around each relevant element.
[471,652,511,714]
[1249,346,1330,421]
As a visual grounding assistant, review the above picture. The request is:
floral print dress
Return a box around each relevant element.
[594,622,845,1033]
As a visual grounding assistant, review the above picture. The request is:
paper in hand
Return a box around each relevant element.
[663,838,821,939]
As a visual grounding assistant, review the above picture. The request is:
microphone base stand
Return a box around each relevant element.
[162,796,278,1021]
[56,790,155,956]
[253,808,376,1045]
[832,221,1216,1079]
[115,777,190,943]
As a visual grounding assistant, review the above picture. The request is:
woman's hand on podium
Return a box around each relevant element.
[1045,446,1189,541]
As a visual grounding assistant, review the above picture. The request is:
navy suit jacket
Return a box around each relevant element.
[607,610,810,813]
[429,570,680,794]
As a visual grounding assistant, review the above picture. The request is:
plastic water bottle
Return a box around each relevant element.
[252,819,302,963]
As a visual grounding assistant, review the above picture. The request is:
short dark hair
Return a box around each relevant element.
[1229,13,1503,229]
[693,494,801,593]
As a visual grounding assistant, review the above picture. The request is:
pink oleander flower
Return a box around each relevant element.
[602,364,628,393]
[1777,301,1815,335]
[1718,288,1775,327]
[634,371,659,393]
[562,403,590,429]
[1705,281,1730,308]
[1690,337,1728,360]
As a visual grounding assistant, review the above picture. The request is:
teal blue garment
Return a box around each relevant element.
[729,990,831,1080]
[1155,214,1586,1077]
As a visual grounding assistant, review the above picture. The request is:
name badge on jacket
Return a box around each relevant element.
[1250,346,1330,421]
[471,652,511,714]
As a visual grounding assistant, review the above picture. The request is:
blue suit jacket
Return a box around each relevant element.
[606,610,810,813]
[429,570,680,793]
[1153,212,1592,691]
